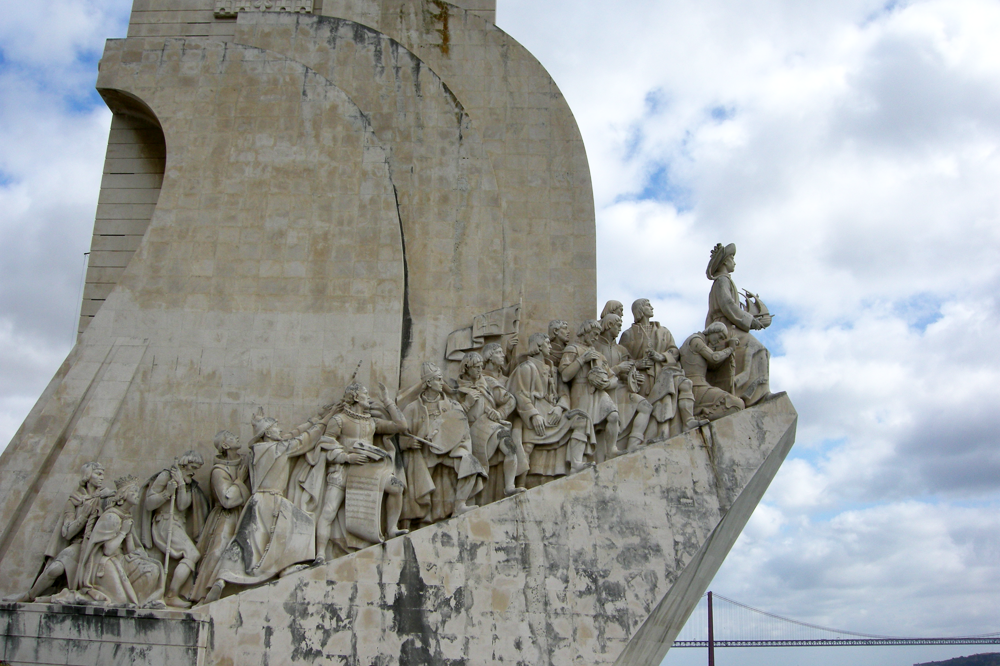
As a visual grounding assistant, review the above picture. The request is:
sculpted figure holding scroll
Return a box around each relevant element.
[139,450,209,608]
[5,462,112,602]
[76,475,164,608]
[509,333,591,487]
[457,352,526,504]
[560,319,619,465]
[679,322,745,422]
[399,362,485,526]
[619,299,700,437]
[204,405,334,602]
[322,382,409,553]
[595,313,653,453]
[190,431,250,602]
[705,242,772,406]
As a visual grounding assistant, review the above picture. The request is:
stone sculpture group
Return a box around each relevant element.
[7,243,771,609]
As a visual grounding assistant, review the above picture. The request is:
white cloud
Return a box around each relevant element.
[0,0,998,657]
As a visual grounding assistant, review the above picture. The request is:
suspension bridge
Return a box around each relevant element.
[672,592,1000,650]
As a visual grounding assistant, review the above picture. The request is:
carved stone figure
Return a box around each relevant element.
[5,462,111,602]
[546,319,571,369]
[679,322,746,422]
[139,451,209,608]
[560,319,620,464]
[76,475,165,608]
[509,333,591,487]
[190,431,251,603]
[319,382,409,556]
[457,352,526,504]
[400,362,486,527]
[204,405,334,602]
[706,242,772,406]
[596,313,653,453]
[619,298,700,438]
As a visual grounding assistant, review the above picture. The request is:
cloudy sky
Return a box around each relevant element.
[2,0,999,663]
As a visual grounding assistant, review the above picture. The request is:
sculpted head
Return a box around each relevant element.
[707,242,737,278]
[460,351,484,381]
[527,332,551,357]
[114,474,141,507]
[631,299,653,323]
[547,320,570,344]
[704,321,729,350]
[421,362,444,393]
[601,313,623,339]
[251,407,279,443]
[577,319,602,346]
[178,450,204,481]
[481,342,505,369]
[80,461,105,489]
[214,430,239,454]
[343,382,371,411]
[600,300,624,320]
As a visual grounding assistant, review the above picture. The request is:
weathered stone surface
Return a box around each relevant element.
[0,3,596,598]
[0,602,209,666]
[200,393,796,665]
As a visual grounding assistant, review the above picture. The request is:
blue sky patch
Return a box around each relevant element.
[893,292,944,333]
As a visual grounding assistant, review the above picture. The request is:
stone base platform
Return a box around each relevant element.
[0,602,209,666]
[1,394,795,666]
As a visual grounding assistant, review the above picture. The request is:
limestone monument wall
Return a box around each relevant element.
[0,2,792,664]
[0,0,596,596]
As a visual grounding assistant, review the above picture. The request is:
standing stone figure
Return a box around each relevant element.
[619,298,700,438]
[5,462,112,602]
[679,322,746,422]
[546,320,571,369]
[204,405,334,602]
[76,474,164,608]
[595,313,653,453]
[323,382,410,553]
[509,333,591,488]
[705,242,772,406]
[190,431,250,602]
[400,362,486,526]
[139,450,209,608]
[456,352,526,504]
[560,319,619,465]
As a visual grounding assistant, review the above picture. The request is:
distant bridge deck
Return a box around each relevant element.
[671,593,1000,649]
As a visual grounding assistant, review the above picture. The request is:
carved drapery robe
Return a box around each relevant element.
[619,321,686,425]
[510,355,591,484]
[40,485,104,592]
[595,333,646,437]
[560,342,617,428]
[190,457,251,601]
[214,421,327,586]
[76,506,164,607]
[400,394,484,524]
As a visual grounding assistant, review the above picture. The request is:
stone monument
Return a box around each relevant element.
[0,2,795,664]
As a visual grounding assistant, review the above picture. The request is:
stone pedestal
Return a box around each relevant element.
[0,603,209,666]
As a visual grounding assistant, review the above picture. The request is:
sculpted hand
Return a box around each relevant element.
[377,382,393,406]
[545,408,563,427]
[530,414,546,438]
[750,317,763,330]
[581,349,600,363]
[505,335,519,353]
[347,453,367,465]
